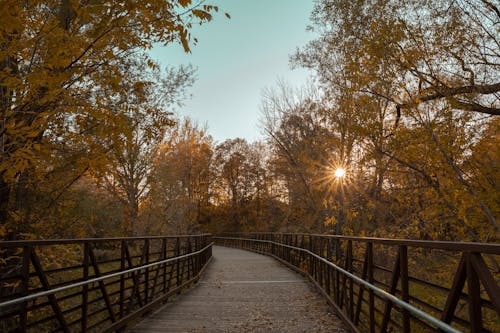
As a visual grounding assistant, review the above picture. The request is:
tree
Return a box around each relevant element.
[210,138,281,232]
[97,59,195,235]
[294,0,500,117]
[290,0,499,240]
[0,0,221,238]
[261,83,343,232]
[145,118,213,234]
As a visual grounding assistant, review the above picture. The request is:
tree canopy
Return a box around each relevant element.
[0,0,497,244]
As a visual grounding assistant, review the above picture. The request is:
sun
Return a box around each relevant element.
[334,168,346,178]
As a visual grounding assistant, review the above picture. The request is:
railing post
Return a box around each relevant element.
[286,235,291,262]
[188,237,193,279]
[318,237,323,282]
[440,255,466,325]
[176,237,181,289]
[400,245,410,333]
[467,253,482,332]
[326,238,333,298]
[308,236,313,278]
[317,237,322,283]
[162,239,167,294]
[271,234,275,255]
[194,237,198,277]
[119,240,125,319]
[380,247,401,333]
[335,238,340,305]
[367,242,375,333]
[347,240,354,320]
[354,243,369,326]
[88,244,116,323]
[144,239,150,304]
[82,242,89,332]
[209,235,213,260]
[309,236,314,277]
[300,235,305,266]
[20,245,31,333]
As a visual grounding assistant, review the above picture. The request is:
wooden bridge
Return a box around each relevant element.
[130,246,346,332]
[0,233,499,332]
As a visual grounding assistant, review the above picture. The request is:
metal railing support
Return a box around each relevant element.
[0,234,213,333]
[214,234,500,333]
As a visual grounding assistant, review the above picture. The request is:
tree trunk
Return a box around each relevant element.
[335,191,345,235]
[128,200,139,237]
[0,177,11,238]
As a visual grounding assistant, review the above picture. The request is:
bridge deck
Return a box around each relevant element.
[129,245,347,333]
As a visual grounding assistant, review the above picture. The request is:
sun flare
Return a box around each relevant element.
[334,168,346,178]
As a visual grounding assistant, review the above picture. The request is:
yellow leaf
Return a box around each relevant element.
[178,0,192,7]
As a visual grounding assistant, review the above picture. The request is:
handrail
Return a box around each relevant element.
[0,242,213,309]
[0,233,212,247]
[215,236,461,333]
[215,233,500,333]
[216,232,500,253]
[0,234,213,333]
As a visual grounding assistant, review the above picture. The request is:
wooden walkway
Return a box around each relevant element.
[128,246,347,333]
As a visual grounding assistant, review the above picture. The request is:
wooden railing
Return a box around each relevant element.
[215,233,499,333]
[0,234,212,333]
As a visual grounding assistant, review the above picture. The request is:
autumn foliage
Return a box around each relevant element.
[0,0,218,239]
[0,0,498,244]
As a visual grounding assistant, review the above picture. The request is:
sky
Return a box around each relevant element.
[149,0,316,143]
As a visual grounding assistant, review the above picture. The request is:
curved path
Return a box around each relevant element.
[129,246,347,333]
